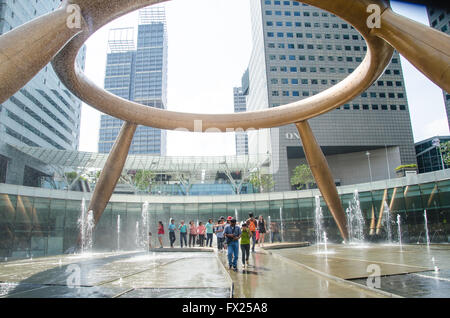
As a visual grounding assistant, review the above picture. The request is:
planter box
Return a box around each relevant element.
[396,167,417,178]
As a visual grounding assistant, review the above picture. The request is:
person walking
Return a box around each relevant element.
[168,219,176,248]
[224,216,232,250]
[188,221,197,247]
[206,218,214,247]
[224,218,241,271]
[247,213,258,252]
[157,221,164,248]
[197,222,206,247]
[178,220,188,248]
[240,222,251,268]
[215,218,225,252]
[258,215,267,248]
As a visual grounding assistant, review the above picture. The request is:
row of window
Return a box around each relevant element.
[267,41,368,54]
[5,109,65,149]
[267,31,359,42]
[13,92,73,135]
[338,104,407,111]
[269,54,364,62]
[22,89,75,126]
[266,21,353,31]
[9,97,72,145]
[5,126,39,148]
[270,88,404,99]
[270,101,407,111]
[264,0,305,7]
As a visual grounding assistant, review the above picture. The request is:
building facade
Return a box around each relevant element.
[0,0,85,186]
[98,7,167,155]
[233,87,249,155]
[427,6,450,129]
[246,0,417,191]
[1,169,449,258]
[415,136,450,173]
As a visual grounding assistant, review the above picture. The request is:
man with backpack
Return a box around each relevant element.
[247,213,258,253]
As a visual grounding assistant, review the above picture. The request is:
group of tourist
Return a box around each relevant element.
[154,213,270,272]
[155,218,215,248]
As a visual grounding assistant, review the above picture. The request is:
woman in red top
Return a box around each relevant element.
[157,221,164,248]
[189,221,197,248]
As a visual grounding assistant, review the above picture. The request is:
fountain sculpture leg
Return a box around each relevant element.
[295,121,348,241]
[76,121,137,247]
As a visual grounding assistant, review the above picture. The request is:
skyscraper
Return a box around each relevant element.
[426,6,450,129]
[98,7,168,155]
[234,87,249,155]
[0,0,85,186]
[246,0,416,191]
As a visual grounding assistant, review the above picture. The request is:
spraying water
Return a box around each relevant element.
[397,214,402,250]
[268,215,272,243]
[117,215,121,251]
[279,207,284,242]
[235,208,239,222]
[135,221,140,249]
[323,231,328,253]
[142,202,149,252]
[424,210,430,247]
[383,201,392,243]
[314,196,324,246]
[77,198,95,253]
[346,190,365,243]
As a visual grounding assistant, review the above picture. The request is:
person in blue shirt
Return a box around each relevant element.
[178,220,187,248]
[168,219,176,248]
[214,217,226,252]
[224,218,241,271]
[205,218,214,247]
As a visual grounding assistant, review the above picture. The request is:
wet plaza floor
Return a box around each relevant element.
[0,251,232,298]
[0,243,449,298]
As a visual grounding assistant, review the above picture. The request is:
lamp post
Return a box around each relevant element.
[366,151,373,183]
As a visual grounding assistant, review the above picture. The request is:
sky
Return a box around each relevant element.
[79,0,449,155]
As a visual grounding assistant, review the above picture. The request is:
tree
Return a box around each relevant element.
[249,169,275,193]
[134,170,156,193]
[440,141,450,167]
[290,164,315,190]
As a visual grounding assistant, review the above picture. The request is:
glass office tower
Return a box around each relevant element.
[98,7,168,155]
[427,6,450,129]
[234,87,249,155]
[246,0,417,191]
[0,0,85,186]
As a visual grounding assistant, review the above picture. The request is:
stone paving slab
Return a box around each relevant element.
[217,250,388,298]
[0,251,232,298]
[261,242,310,250]
[270,244,449,280]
